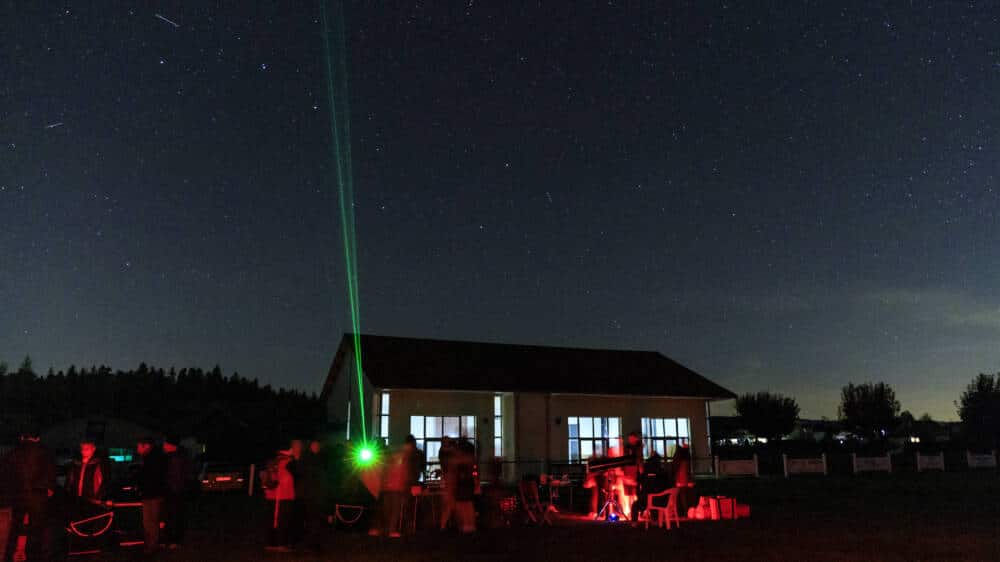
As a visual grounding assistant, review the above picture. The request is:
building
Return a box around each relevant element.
[321,334,736,479]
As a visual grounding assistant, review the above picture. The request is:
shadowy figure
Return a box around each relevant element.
[163,435,193,549]
[6,427,56,562]
[136,436,167,556]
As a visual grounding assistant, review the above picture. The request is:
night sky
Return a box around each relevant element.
[4,2,1000,420]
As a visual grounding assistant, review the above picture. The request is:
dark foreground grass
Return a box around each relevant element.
[82,472,1000,562]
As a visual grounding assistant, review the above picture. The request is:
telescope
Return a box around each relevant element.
[586,455,638,474]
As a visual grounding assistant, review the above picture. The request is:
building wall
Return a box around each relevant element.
[325,346,376,443]
[514,393,549,465]
[331,381,716,478]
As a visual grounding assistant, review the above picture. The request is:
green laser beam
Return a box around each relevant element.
[321,0,366,442]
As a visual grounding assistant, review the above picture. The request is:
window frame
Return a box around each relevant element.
[567,416,622,463]
[409,414,478,478]
[493,394,503,458]
[640,417,691,458]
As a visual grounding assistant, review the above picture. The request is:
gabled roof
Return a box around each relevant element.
[322,334,735,400]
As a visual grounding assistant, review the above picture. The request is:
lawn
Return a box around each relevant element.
[73,471,1000,561]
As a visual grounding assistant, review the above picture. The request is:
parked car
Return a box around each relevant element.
[199,463,247,492]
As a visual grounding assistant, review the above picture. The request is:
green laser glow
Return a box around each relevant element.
[352,441,379,468]
[321,0,366,442]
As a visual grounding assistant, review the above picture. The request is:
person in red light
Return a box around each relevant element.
[621,432,644,519]
[287,439,306,545]
[263,450,296,553]
[5,427,56,562]
[370,436,422,538]
[66,439,108,503]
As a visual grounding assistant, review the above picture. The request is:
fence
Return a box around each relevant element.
[783,454,826,477]
[852,453,891,474]
[915,452,944,472]
[693,456,715,475]
[966,450,997,469]
[714,454,759,478]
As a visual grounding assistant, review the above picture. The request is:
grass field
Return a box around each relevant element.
[75,471,1000,562]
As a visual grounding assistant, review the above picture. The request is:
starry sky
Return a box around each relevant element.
[4,2,1000,420]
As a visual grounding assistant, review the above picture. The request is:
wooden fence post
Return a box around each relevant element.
[782,454,789,479]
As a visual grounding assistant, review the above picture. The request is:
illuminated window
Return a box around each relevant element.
[567,417,621,462]
[641,417,690,458]
[377,391,390,444]
[494,394,503,458]
[410,415,477,477]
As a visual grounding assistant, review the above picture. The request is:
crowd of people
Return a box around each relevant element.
[0,428,195,561]
[2,425,696,560]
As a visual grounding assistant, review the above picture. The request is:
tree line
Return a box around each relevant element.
[734,374,1000,451]
[0,356,325,461]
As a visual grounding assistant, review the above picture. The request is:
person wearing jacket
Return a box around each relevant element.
[370,436,422,538]
[5,428,56,562]
[286,440,328,552]
[66,439,108,505]
[162,436,192,549]
[136,437,167,556]
[263,450,296,552]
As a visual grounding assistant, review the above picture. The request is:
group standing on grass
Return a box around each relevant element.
[260,432,481,552]
[260,438,333,553]
[0,428,195,561]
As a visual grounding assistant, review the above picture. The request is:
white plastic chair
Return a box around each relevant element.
[644,487,681,530]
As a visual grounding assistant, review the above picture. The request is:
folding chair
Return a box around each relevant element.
[644,487,681,530]
[518,477,555,526]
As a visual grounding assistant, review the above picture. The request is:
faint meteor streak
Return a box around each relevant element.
[155,13,180,28]
[45,122,64,129]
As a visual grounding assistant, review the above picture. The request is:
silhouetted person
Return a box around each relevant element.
[326,442,347,515]
[437,437,456,529]
[371,435,424,538]
[285,439,307,545]
[136,437,167,556]
[163,436,192,549]
[672,440,694,515]
[450,439,477,533]
[403,435,426,488]
[6,428,55,562]
[288,439,327,551]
